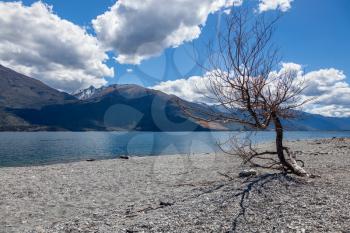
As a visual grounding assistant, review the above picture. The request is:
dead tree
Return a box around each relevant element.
[182,8,311,176]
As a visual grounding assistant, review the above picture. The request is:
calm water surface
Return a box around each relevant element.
[0,131,349,167]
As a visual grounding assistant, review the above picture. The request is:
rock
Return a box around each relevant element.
[86,159,96,162]
[126,229,136,233]
[159,201,174,207]
[119,156,129,160]
[239,169,257,178]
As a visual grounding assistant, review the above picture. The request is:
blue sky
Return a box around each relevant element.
[0,0,349,116]
[5,0,349,85]
[275,0,350,77]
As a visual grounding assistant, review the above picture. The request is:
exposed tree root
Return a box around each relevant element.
[282,147,309,177]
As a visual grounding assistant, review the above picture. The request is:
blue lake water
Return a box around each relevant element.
[0,131,349,167]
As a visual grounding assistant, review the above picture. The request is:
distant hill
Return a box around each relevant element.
[1,64,349,131]
[283,112,350,131]
[0,64,75,109]
[9,84,213,131]
[0,65,76,130]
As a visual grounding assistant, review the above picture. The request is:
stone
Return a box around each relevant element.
[239,169,257,178]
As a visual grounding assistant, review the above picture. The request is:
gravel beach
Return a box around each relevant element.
[0,138,349,233]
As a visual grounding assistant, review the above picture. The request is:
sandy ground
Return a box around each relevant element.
[0,138,349,233]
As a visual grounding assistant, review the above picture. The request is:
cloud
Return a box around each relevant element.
[258,0,293,12]
[92,0,242,65]
[152,64,350,117]
[301,68,350,117]
[271,63,350,116]
[152,74,213,103]
[0,2,114,93]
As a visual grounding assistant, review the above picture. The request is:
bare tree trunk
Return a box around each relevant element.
[273,114,288,167]
[272,113,308,176]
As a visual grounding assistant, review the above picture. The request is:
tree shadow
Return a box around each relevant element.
[230,172,303,232]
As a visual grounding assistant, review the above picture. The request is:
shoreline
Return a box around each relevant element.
[0,135,349,169]
[0,138,350,232]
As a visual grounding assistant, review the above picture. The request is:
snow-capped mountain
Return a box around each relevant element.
[74,86,103,100]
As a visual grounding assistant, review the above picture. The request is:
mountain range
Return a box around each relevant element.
[0,64,349,131]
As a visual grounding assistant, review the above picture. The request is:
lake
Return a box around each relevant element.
[0,131,349,167]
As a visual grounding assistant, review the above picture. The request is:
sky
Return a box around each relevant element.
[0,0,349,117]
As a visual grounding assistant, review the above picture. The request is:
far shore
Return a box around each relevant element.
[0,138,350,232]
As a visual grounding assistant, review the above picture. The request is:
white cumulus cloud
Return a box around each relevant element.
[92,0,242,65]
[258,0,293,12]
[0,2,114,93]
[302,68,350,117]
[152,64,350,117]
[152,74,212,103]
